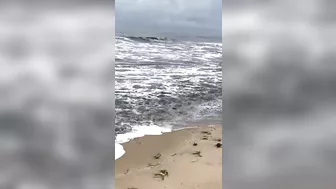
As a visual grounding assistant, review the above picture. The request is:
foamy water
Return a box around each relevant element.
[115,36,222,130]
[114,36,222,160]
[115,124,172,160]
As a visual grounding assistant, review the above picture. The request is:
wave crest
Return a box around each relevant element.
[117,36,172,43]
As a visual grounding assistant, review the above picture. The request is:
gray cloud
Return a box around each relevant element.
[116,0,222,37]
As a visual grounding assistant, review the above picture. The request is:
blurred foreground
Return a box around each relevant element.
[0,1,115,189]
[223,0,336,189]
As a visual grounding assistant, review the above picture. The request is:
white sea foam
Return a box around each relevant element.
[115,37,222,160]
[115,143,125,160]
[115,125,172,160]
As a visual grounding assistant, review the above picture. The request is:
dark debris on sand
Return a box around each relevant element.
[148,163,161,168]
[154,170,169,180]
[201,131,212,135]
[192,151,202,157]
[154,153,161,159]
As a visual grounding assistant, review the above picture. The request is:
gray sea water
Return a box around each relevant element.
[115,36,222,134]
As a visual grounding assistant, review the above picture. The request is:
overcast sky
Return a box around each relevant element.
[115,0,222,37]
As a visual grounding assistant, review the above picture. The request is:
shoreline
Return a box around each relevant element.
[115,124,222,189]
[115,120,221,160]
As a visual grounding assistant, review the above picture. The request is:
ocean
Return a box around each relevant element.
[115,35,222,159]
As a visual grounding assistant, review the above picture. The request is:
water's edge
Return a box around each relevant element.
[115,120,222,160]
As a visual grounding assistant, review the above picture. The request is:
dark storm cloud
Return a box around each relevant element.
[116,0,222,37]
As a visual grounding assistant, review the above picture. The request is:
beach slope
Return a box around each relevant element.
[115,125,222,189]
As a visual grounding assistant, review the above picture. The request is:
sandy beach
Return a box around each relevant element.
[115,125,222,189]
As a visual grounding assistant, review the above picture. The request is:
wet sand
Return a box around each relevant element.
[115,125,222,189]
